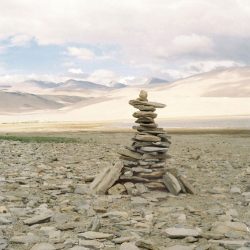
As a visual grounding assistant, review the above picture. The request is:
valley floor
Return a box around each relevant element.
[0,131,249,249]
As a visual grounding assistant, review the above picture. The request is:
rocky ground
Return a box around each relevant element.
[0,131,249,250]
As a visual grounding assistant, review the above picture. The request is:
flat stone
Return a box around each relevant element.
[165,245,196,250]
[211,221,249,234]
[69,247,90,250]
[129,100,166,108]
[118,149,142,160]
[134,105,156,111]
[138,170,165,179]
[30,243,56,250]
[120,242,140,250]
[10,233,40,244]
[135,117,155,124]
[134,134,161,142]
[145,182,166,190]
[165,227,201,238]
[178,175,196,194]
[163,172,181,195]
[23,213,52,225]
[135,239,159,250]
[79,239,104,249]
[141,146,167,152]
[209,240,250,248]
[113,236,135,244]
[0,216,12,225]
[133,111,157,119]
[230,186,241,194]
[89,161,124,194]
[78,231,113,240]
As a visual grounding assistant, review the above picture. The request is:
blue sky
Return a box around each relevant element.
[0,0,249,85]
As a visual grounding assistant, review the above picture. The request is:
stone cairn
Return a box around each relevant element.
[90,90,195,195]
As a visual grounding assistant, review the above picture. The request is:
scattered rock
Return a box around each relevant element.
[165,227,201,238]
[120,242,140,250]
[79,231,113,240]
[30,243,56,250]
[163,172,181,195]
[23,213,52,226]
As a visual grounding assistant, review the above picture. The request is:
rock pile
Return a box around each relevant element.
[90,90,195,195]
[118,90,171,191]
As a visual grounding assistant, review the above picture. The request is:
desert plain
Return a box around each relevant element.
[0,125,249,250]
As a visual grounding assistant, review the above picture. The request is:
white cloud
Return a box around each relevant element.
[171,34,214,56]
[0,0,249,79]
[9,34,32,47]
[0,46,7,54]
[67,47,95,60]
[68,68,84,74]
[87,69,118,85]
[119,76,147,86]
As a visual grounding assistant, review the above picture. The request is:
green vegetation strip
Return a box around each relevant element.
[0,135,79,143]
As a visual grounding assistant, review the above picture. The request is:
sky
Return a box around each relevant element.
[0,0,250,85]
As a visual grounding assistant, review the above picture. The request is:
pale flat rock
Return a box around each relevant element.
[10,233,40,244]
[113,236,136,244]
[141,146,167,152]
[120,242,140,250]
[23,213,52,225]
[209,239,250,248]
[133,111,157,119]
[165,245,196,250]
[163,172,181,195]
[179,175,196,194]
[89,161,123,194]
[134,105,155,111]
[136,239,159,250]
[79,231,113,240]
[134,134,161,142]
[129,99,166,108]
[79,239,104,249]
[69,247,90,250]
[211,221,249,234]
[165,227,201,238]
[30,243,56,250]
[118,149,142,160]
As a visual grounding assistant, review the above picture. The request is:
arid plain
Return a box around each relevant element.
[0,126,249,250]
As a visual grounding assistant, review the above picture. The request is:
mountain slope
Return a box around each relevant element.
[0,91,89,113]
[155,67,250,97]
[58,79,110,90]
[0,67,250,122]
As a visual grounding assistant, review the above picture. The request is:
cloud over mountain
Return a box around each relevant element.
[0,0,250,80]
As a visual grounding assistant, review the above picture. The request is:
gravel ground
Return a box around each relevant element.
[0,131,249,250]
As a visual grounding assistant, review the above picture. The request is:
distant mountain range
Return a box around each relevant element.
[0,77,169,93]
[0,67,250,122]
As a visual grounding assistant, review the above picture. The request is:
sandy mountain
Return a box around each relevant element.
[145,77,169,85]
[0,91,89,113]
[57,79,110,91]
[155,67,250,97]
[0,67,250,122]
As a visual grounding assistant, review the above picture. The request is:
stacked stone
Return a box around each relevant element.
[118,90,171,191]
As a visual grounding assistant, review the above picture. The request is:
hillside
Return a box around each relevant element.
[0,67,250,123]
